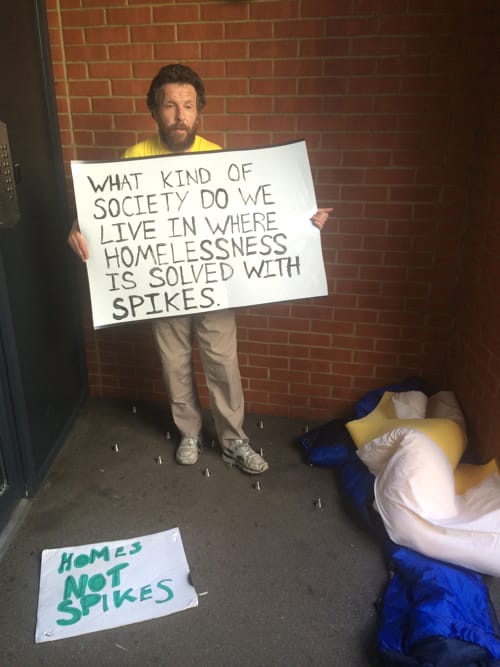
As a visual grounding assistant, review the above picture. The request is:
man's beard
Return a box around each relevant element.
[159,120,199,153]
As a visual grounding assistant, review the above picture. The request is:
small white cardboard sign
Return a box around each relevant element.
[35,528,198,642]
[71,140,328,328]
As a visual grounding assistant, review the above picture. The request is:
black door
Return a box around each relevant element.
[0,0,86,528]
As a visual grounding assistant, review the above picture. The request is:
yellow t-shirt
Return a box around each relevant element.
[122,134,221,158]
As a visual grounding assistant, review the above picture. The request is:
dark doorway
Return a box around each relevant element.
[0,0,86,528]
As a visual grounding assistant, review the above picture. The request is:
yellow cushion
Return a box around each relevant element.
[346,391,500,493]
[346,391,467,469]
[454,459,499,494]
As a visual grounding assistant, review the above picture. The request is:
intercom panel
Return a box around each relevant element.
[0,120,20,227]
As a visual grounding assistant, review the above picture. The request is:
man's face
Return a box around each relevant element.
[153,83,200,152]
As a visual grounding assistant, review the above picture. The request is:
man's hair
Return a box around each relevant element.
[146,63,206,112]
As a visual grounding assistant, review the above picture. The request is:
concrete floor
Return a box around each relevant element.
[0,398,409,665]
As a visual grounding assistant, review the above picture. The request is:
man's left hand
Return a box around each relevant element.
[311,208,333,230]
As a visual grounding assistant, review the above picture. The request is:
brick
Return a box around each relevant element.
[205,115,248,131]
[83,0,125,5]
[65,63,87,79]
[289,332,331,346]
[106,6,153,25]
[61,8,105,27]
[389,185,441,202]
[65,44,107,61]
[325,58,377,76]
[377,56,430,76]
[336,279,382,296]
[84,26,129,44]
[354,0,406,14]
[228,132,276,148]
[351,36,405,56]
[250,78,297,95]
[92,98,135,114]
[379,15,442,36]
[226,60,275,78]
[71,97,90,113]
[202,2,249,20]
[111,79,151,97]
[227,97,273,114]
[73,130,93,144]
[108,44,155,61]
[275,60,320,79]
[275,19,326,39]
[407,0,459,10]
[300,38,351,58]
[250,116,297,132]
[153,4,200,22]
[301,0,352,18]
[48,32,63,55]
[188,61,227,79]
[348,76,401,94]
[202,41,248,59]
[342,185,388,201]
[298,115,351,133]
[298,77,348,95]
[327,16,379,35]
[155,43,201,61]
[95,131,136,150]
[73,113,113,130]
[323,96,374,114]
[251,1,300,20]
[88,62,132,78]
[226,21,273,40]
[129,25,176,43]
[249,40,298,59]
[68,80,111,97]
[62,27,85,44]
[207,78,248,97]
[178,23,224,41]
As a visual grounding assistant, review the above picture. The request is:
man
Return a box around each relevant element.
[68,63,331,474]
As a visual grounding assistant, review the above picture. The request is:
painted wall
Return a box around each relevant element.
[45,0,500,455]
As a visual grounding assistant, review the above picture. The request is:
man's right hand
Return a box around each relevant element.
[67,220,89,261]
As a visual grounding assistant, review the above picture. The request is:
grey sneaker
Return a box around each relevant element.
[176,437,201,465]
[222,439,269,474]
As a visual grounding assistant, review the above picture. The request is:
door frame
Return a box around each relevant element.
[0,257,27,526]
[0,0,87,529]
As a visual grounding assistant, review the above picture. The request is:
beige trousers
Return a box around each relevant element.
[152,309,247,447]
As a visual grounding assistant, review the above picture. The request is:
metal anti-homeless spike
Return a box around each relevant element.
[258,419,264,429]
[203,468,210,478]
[166,431,171,440]
[314,497,323,509]
[156,456,163,464]
[112,443,119,452]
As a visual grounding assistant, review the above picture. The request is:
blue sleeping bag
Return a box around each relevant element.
[299,380,500,666]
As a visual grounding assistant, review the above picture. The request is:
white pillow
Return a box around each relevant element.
[357,428,409,476]
[391,390,428,419]
[426,390,467,433]
[372,428,457,521]
[371,429,500,576]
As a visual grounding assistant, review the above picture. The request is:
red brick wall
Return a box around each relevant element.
[45,1,500,436]
[449,37,500,461]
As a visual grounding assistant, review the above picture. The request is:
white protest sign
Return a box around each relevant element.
[71,140,328,329]
[35,528,198,642]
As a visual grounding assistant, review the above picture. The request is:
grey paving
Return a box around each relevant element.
[2,396,473,666]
